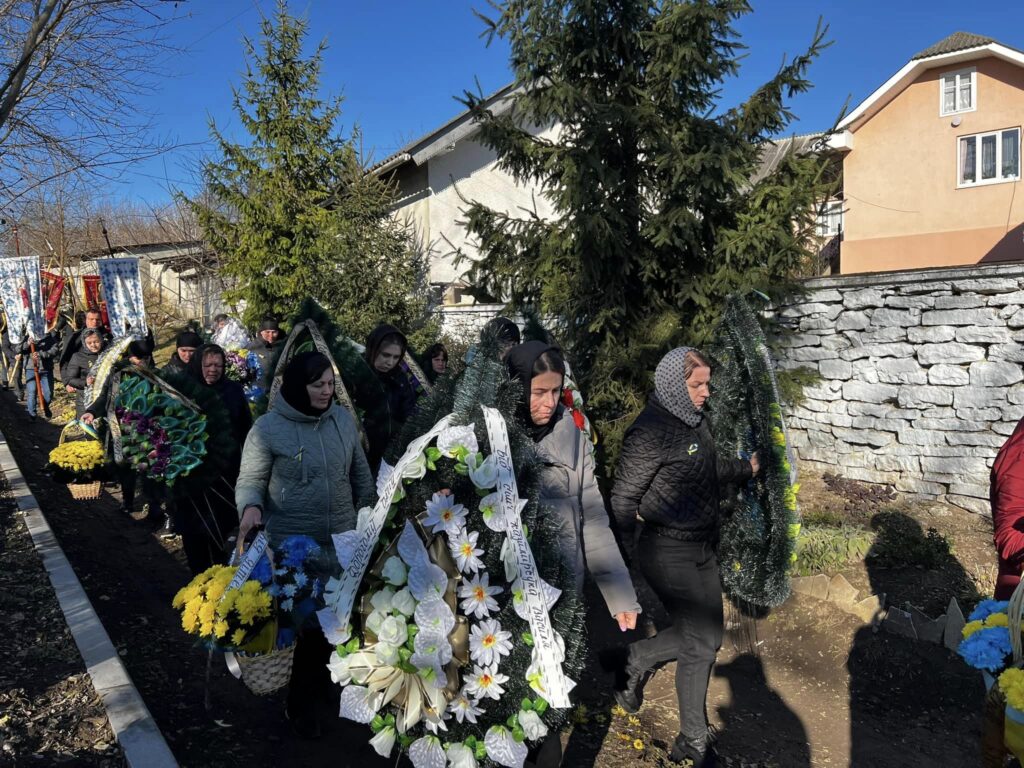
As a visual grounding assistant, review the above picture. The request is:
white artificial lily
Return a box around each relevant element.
[382,556,408,587]
[409,560,449,602]
[369,725,396,758]
[402,451,429,481]
[467,453,499,491]
[409,735,446,768]
[415,598,456,637]
[478,492,506,532]
[518,709,549,741]
[485,725,528,768]
[446,742,479,768]
[469,619,513,667]
[423,492,467,536]
[413,628,453,667]
[465,664,509,701]
[459,572,502,619]
[437,424,478,457]
[450,529,484,574]
[391,586,417,617]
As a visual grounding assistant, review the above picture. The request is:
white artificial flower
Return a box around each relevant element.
[458,572,502,619]
[366,609,386,636]
[478,492,506,532]
[414,629,453,666]
[402,452,428,480]
[446,742,479,768]
[437,424,478,457]
[465,664,509,701]
[499,537,518,581]
[370,726,396,758]
[326,651,352,685]
[370,586,395,614]
[424,711,449,734]
[518,709,549,741]
[409,560,449,602]
[450,529,484,574]
[415,598,456,637]
[423,492,468,536]
[409,735,445,768]
[382,556,408,587]
[377,615,408,648]
[374,641,399,666]
[391,586,417,617]
[485,725,528,768]
[447,691,484,724]
[467,453,499,491]
[418,661,447,690]
[469,619,512,668]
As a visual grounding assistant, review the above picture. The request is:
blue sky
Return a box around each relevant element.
[118,0,1024,206]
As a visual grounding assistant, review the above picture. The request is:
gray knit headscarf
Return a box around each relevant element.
[654,346,705,427]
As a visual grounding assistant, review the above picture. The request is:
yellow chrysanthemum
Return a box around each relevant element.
[987,613,1010,629]
[963,620,985,639]
[231,628,247,646]
[1001,668,1024,710]
[213,620,230,639]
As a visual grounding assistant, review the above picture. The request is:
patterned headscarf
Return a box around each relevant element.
[654,347,705,427]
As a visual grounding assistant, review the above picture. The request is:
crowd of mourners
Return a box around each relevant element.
[3,309,759,767]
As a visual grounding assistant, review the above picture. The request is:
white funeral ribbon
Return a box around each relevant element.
[319,414,456,644]
[223,530,270,678]
[481,405,573,708]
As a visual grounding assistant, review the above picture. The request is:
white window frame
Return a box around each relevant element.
[940,67,976,117]
[815,199,843,238]
[957,127,1021,188]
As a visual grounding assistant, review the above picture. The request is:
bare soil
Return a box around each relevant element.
[0,388,998,767]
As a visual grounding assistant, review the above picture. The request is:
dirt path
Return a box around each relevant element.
[0,389,994,767]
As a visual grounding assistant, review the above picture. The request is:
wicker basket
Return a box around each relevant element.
[982,580,1024,767]
[67,481,102,500]
[234,644,295,695]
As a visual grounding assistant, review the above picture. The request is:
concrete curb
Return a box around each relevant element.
[0,429,178,768]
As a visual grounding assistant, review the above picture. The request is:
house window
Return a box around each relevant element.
[958,128,1021,187]
[816,200,843,237]
[941,68,975,116]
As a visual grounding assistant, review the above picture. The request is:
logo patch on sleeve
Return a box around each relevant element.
[687,443,699,455]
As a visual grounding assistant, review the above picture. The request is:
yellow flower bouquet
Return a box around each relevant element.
[172,565,276,653]
[46,440,107,483]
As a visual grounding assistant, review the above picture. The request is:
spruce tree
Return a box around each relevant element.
[185,2,435,346]
[459,0,836,467]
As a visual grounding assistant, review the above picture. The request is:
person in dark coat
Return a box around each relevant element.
[248,317,285,380]
[421,342,448,384]
[359,323,418,473]
[59,308,111,379]
[63,329,106,417]
[160,329,202,377]
[175,344,253,574]
[610,347,759,767]
[992,418,1024,599]
[20,328,60,420]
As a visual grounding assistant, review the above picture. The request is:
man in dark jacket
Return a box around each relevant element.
[63,329,106,417]
[160,330,202,377]
[248,317,285,380]
[59,308,110,380]
[21,329,60,420]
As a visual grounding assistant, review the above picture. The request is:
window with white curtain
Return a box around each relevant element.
[941,68,975,116]
[816,200,843,237]
[958,128,1020,187]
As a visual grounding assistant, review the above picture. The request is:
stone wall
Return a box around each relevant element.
[777,262,1024,515]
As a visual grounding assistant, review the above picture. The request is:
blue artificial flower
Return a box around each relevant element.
[969,599,1011,623]
[958,626,1012,672]
[278,535,320,568]
[250,554,273,586]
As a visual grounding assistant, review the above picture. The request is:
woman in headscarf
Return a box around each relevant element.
[174,344,253,574]
[506,341,640,766]
[236,351,375,739]
[63,329,106,417]
[610,347,760,767]
[360,323,418,473]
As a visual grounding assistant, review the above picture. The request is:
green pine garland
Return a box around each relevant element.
[353,332,588,755]
[708,294,800,608]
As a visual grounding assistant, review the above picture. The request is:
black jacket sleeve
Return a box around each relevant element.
[717,455,753,487]
[610,413,664,542]
[65,356,88,390]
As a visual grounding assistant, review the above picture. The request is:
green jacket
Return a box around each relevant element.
[235,398,375,567]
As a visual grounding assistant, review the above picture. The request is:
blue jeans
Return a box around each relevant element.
[25,370,52,416]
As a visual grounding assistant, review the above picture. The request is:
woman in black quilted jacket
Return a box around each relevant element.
[610,347,759,767]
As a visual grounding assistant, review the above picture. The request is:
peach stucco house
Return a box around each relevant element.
[833,32,1024,274]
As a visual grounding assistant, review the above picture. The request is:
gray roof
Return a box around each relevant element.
[751,133,826,185]
[912,32,995,60]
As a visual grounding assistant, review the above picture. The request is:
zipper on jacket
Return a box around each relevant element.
[316,414,331,543]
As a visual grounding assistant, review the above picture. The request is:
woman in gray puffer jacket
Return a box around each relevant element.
[235,351,374,739]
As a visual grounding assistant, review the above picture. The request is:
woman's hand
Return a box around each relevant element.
[615,611,638,632]
[239,505,263,547]
[65,384,74,393]
[86,376,95,386]
[750,451,761,476]
[80,413,95,425]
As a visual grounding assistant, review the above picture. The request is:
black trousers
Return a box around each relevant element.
[287,626,332,720]
[177,476,238,575]
[626,529,723,741]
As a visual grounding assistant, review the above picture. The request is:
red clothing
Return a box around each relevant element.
[991,417,1024,599]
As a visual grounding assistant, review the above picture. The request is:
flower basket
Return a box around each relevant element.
[67,481,102,500]
[981,580,1024,767]
[233,643,296,695]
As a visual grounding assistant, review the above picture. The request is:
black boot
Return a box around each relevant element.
[160,514,178,539]
[669,732,717,767]
[612,653,648,714]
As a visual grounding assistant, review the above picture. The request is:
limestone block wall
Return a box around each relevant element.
[777,262,1024,515]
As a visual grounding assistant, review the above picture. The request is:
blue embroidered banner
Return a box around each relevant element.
[97,257,147,339]
[0,256,44,341]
